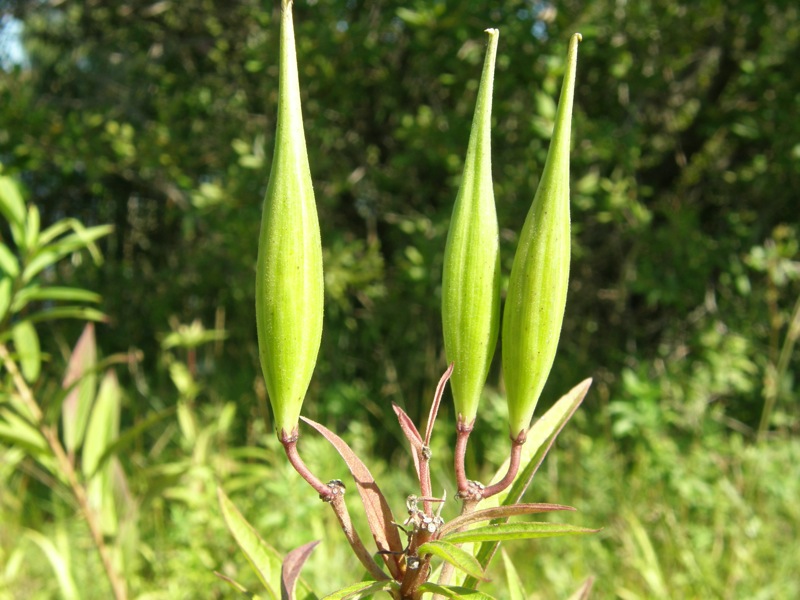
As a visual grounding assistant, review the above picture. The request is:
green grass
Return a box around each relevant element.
[2,402,799,599]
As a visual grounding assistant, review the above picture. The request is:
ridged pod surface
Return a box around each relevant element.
[502,33,582,438]
[256,0,323,438]
[442,29,501,426]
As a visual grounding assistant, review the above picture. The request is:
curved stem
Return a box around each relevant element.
[280,431,332,499]
[480,432,526,500]
[280,433,389,582]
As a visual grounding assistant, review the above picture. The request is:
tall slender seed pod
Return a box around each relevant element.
[256,0,324,439]
[502,33,582,438]
[442,29,501,427]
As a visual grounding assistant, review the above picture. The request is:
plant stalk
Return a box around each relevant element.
[0,343,128,600]
[280,432,389,582]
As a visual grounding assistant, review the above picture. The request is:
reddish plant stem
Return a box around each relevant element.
[399,527,434,599]
[327,485,390,582]
[480,431,526,500]
[280,430,332,499]
[453,417,474,496]
[280,431,389,583]
[418,446,433,515]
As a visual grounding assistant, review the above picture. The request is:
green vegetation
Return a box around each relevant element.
[1,0,798,598]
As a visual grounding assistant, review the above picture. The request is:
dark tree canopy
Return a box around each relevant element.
[1,0,798,444]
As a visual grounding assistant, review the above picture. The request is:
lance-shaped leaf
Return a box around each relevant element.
[501,549,526,600]
[437,503,574,537]
[82,369,121,536]
[441,521,598,544]
[300,416,404,579]
[442,29,501,426]
[25,529,80,600]
[217,487,281,599]
[463,378,591,589]
[417,540,485,582]
[320,580,399,600]
[62,323,98,455]
[11,320,40,383]
[256,0,324,438]
[502,33,582,437]
[417,583,497,600]
[282,541,319,600]
[484,378,592,509]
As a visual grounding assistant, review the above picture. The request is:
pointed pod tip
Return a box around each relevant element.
[571,32,583,45]
[484,27,499,37]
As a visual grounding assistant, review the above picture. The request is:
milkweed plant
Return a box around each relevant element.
[217,1,597,598]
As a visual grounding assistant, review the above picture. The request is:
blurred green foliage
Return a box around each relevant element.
[1,0,798,437]
[1,0,799,597]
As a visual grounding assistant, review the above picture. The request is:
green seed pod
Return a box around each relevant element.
[502,33,582,438]
[442,29,501,427]
[256,0,323,439]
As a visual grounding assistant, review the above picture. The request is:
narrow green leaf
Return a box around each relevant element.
[320,580,398,600]
[82,370,121,478]
[217,487,281,599]
[0,277,12,323]
[0,175,26,246]
[0,242,19,277]
[25,530,80,600]
[0,408,48,455]
[26,306,108,324]
[24,204,40,251]
[500,549,526,600]
[22,224,112,283]
[418,540,485,581]
[83,370,121,536]
[213,571,264,598]
[62,323,97,455]
[11,320,41,382]
[86,407,175,480]
[483,378,592,509]
[442,522,599,544]
[11,285,101,313]
[37,218,79,247]
[416,583,497,599]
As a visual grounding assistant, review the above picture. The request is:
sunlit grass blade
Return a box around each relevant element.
[25,529,80,600]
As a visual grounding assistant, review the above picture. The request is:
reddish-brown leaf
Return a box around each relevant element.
[392,403,423,479]
[566,576,595,600]
[424,362,454,445]
[281,540,319,600]
[61,323,97,454]
[300,417,404,579]
[438,503,575,537]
